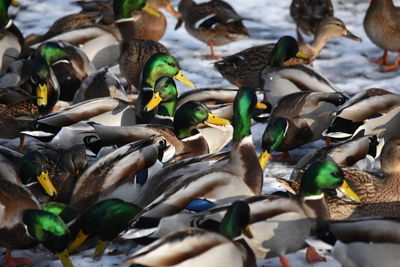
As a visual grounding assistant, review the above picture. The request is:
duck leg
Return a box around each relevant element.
[17,136,25,153]
[382,51,400,72]
[306,246,326,263]
[371,50,388,65]
[204,40,221,60]
[279,256,291,267]
[3,248,32,267]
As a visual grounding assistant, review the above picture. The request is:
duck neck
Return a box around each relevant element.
[308,33,331,61]
[301,194,330,220]
[232,108,251,142]
[116,20,138,48]
[159,100,177,117]
[230,135,263,194]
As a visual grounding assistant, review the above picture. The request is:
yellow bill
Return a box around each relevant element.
[37,171,57,197]
[338,180,360,203]
[11,0,20,6]
[142,2,161,17]
[243,225,253,239]
[296,50,309,60]
[69,230,89,252]
[56,249,73,267]
[256,101,268,109]
[173,70,195,88]
[144,92,162,112]
[207,112,230,126]
[92,240,108,260]
[258,150,271,169]
[36,84,48,107]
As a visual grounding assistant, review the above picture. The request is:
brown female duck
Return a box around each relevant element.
[364,0,400,71]
[175,0,249,59]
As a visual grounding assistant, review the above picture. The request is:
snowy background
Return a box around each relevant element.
[2,0,400,266]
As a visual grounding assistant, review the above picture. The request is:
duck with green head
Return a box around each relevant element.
[18,145,87,203]
[36,41,95,102]
[0,0,24,73]
[125,200,257,266]
[214,35,308,88]
[136,52,195,124]
[23,209,73,267]
[258,91,345,167]
[238,160,359,266]
[69,198,142,260]
[134,86,264,219]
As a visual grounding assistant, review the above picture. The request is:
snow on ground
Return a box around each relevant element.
[2,0,400,266]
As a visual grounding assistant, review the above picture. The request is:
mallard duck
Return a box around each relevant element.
[260,64,342,106]
[125,201,256,267]
[364,0,400,71]
[258,91,346,166]
[214,36,309,88]
[290,0,333,40]
[0,0,24,74]
[18,144,87,203]
[324,88,400,141]
[35,41,96,102]
[290,135,383,180]
[72,67,128,104]
[132,86,264,219]
[114,0,169,90]
[69,138,165,212]
[69,198,142,260]
[0,180,73,267]
[331,218,400,266]
[175,0,249,59]
[92,100,231,160]
[277,138,400,218]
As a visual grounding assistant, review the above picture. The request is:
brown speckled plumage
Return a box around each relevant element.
[0,89,38,139]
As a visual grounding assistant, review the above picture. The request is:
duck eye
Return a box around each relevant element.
[331,171,340,177]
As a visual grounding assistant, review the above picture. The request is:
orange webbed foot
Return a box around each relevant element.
[306,246,326,263]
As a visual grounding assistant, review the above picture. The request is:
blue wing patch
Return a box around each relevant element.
[185,199,216,212]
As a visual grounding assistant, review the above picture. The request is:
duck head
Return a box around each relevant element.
[299,160,360,202]
[69,198,142,259]
[219,201,252,240]
[268,36,308,67]
[259,117,288,169]
[144,76,178,117]
[19,151,58,197]
[23,209,72,267]
[141,52,195,88]
[173,101,230,140]
[113,0,160,22]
